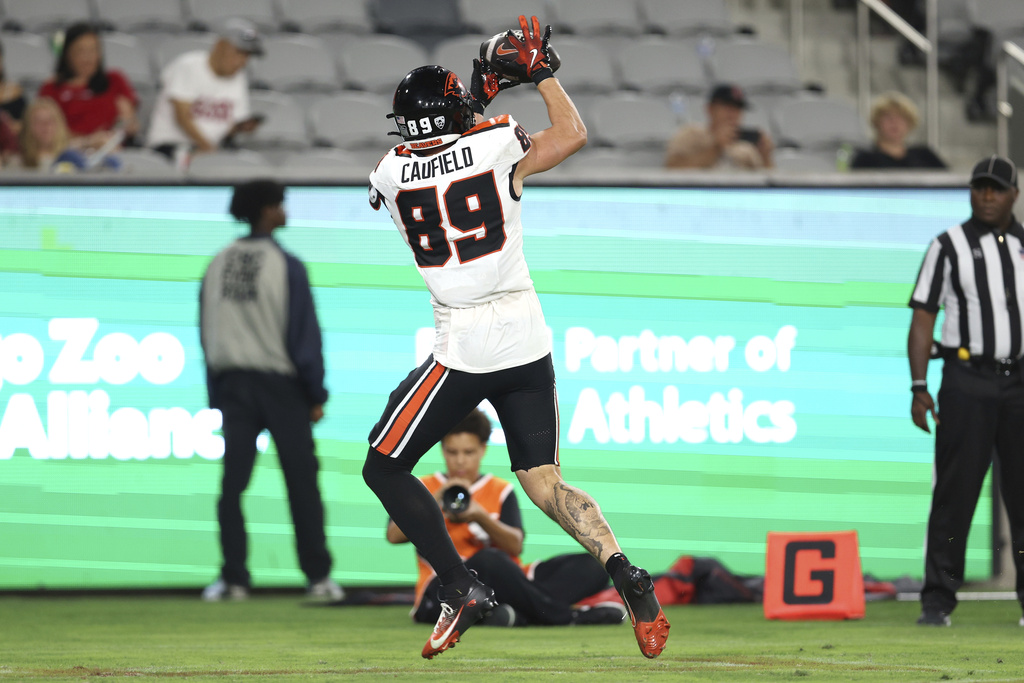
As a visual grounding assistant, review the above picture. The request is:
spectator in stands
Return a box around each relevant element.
[9,97,95,172]
[386,409,625,628]
[38,23,139,150]
[147,18,264,166]
[665,84,773,171]
[0,39,27,132]
[851,91,946,170]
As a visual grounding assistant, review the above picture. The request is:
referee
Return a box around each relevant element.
[908,155,1023,627]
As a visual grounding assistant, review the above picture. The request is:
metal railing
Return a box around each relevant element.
[856,0,939,151]
[997,40,1024,158]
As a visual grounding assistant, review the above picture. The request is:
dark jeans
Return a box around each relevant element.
[215,370,332,587]
[414,549,609,625]
[922,361,1024,613]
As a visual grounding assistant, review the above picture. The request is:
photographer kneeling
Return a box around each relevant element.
[386,409,625,626]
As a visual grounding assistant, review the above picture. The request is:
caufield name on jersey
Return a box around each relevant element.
[400,147,475,183]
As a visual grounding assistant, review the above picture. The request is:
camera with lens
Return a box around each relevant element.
[442,484,471,515]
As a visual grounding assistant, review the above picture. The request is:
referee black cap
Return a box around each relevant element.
[970,155,1018,190]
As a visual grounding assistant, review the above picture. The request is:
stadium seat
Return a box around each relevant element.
[544,36,619,94]
[501,94,552,136]
[638,0,733,37]
[1,0,92,33]
[617,38,708,95]
[187,150,275,179]
[250,35,339,93]
[457,0,550,36]
[771,96,868,150]
[431,34,491,77]
[709,39,802,95]
[309,92,391,149]
[185,0,278,33]
[771,148,842,173]
[0,32,54,89]
[280,148,385,179]
[370,0,464,49]
[102,33,156,95]
[549,0,643,37]
[154,33,217,71]
[589,94,677,149]
[94,0,187,33]
[116,148,183,177]
[561,147,667,171]
[966,0,1024,33]
[338,35,428,94]
[276,0,373,34]
[243,91,310,149]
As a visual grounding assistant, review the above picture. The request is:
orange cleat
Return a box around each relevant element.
[615,565,670,658]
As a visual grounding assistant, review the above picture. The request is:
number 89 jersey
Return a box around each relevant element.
[369,114,551,373]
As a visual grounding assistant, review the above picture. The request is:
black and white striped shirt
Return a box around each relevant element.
[911,216,1024,360]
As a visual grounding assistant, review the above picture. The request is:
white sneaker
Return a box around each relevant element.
[306,577,344,602]
[1019,616,1023,627]
[201,579,249,602]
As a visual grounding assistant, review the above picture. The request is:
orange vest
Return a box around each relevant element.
[413,472,522,606]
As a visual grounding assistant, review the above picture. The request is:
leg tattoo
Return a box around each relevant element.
[543,481,617,561]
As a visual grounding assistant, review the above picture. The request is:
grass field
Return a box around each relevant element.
[0,595,1022,681]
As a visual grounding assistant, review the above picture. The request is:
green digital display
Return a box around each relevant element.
[0,185,989,589]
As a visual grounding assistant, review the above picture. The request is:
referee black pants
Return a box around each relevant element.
[413,549,609,625]
[216,371,332,587]
[923,361,1024,613]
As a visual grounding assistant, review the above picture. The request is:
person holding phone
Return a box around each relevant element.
[665,83,773,170]
[147,18,264,165]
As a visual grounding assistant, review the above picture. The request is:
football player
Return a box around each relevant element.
[363,15,670,660]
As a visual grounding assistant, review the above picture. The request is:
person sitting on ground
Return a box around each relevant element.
[38,23,139,150]
[147,18,263,165]
[386,409,627,627]
[851,91,946,170]
[665,83,773,170]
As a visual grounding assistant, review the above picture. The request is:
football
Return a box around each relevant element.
[480,30,562,83]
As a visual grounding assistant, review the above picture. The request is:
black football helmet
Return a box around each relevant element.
[388,65,475,151]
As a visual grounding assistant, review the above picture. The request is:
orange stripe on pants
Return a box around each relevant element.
[377,363,446,456]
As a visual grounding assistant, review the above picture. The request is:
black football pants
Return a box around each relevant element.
[922,361,1024,613]
[216,371,332,587]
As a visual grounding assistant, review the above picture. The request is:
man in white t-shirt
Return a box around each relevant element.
[147,18,263,162]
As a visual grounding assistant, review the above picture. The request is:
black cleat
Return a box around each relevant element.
[421,577,497,659]
[614,565,670,658]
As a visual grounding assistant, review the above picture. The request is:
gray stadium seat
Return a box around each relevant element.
[154,34,217,71]
[545,36,618,94]
[102,33,156,95]
[771,148,842,174]
[1,32,53,89]
[457,0,550,36]
[280,149,385,179]
[638,0,733,37]
[187,150,275,179]
[432,34,491,77]
[967,0,1024,61]
[589,94,677,149]
[501,94,552,136]
[116,148,183,177]
[95,0,187,33]
[250,35,339,93]
[561,147,667,171]
[186,0,278,33]
[370,0,463,49]
[2,0,92,33]
[771,96,868,150]
[243,91,309,149]
[617,38,707,95]
[276,0,373,34]
[550,0,643,37]
[338,35,428,94]
[309,92,391,150]
[709,40,802,95]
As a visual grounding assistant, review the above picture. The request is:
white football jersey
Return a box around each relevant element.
[369,114,551,373]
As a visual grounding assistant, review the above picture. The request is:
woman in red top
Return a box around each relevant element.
[38,23,139,149]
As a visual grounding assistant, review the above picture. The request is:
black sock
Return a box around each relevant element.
[605,552,630,581]
[439,565,474,593]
